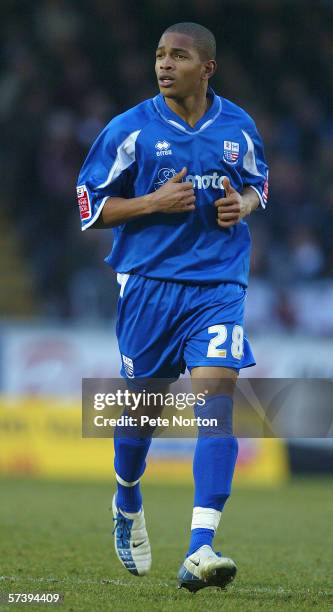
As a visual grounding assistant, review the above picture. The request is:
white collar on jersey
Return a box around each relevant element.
[153,87,222,135]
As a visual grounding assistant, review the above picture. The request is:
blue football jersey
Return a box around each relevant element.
[77,88,268,286]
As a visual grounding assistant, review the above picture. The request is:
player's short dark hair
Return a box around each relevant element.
[162,22,216,61]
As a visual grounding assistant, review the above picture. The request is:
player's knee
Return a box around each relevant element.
[192,367,238,398]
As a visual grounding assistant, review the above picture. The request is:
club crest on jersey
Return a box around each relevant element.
[155,140,172,156]
[122,354,134,378]
[223,141,239,165]
[76,185,91,221]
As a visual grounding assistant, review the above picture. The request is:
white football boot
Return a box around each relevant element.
[178,544,237,592]
[112,494,151,576]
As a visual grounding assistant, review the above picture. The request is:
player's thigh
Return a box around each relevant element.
[116,274,183,378]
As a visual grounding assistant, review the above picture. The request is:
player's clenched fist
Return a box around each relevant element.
[149,167,196,214]
[215,177,249,228]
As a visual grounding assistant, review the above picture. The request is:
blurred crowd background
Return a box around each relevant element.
[1,0,333,330]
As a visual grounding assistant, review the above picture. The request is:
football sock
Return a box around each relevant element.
[187,394,238,556]
[114,411,152,513]
[187,527,214,555]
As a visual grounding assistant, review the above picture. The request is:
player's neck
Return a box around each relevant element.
[164,90,211,128]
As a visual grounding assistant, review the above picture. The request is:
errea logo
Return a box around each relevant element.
[155,140,172,156]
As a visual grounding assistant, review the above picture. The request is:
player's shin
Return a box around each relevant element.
[114,410,152,513]
[187,395,238,556]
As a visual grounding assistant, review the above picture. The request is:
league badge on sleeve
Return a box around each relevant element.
[223,141,240,165]
[76,185,92,221]
[263,170,269,206]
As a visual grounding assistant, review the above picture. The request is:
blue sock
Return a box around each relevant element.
[116,480,142,514]
[114,414,152,513]
[187,528,214,557]
[187,395,238,556]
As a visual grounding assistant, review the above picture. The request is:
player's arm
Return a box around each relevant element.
[214,178,259,229]
[77,120,195,230]
[95,167,195,228]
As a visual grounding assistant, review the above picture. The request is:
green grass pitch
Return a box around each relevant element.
[0,477,332,611]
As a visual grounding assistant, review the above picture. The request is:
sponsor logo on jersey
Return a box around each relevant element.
[155,140,172,156]
[76,185,91,220]
[122,354,134,378]
[223,141,239,164]
[154,167,176,189]
[154,168,226,190]
[186,173,227,189]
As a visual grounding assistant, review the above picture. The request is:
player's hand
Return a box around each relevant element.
[149,167,196,214]
[215,177,250,228]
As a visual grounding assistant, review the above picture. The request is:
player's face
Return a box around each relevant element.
[155,33,210,99]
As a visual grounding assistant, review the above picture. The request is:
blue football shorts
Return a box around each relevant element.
[116,274,255,379]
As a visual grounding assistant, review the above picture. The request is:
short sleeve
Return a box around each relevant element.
[241,123,269,209]
[76,124,140,230]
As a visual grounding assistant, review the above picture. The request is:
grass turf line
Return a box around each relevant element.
[0,478,332,611]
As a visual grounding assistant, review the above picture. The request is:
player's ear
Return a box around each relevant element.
[202,60,217,80]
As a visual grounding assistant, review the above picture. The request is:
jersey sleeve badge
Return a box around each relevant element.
[263,171,269,206]
[76,185,92,221]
